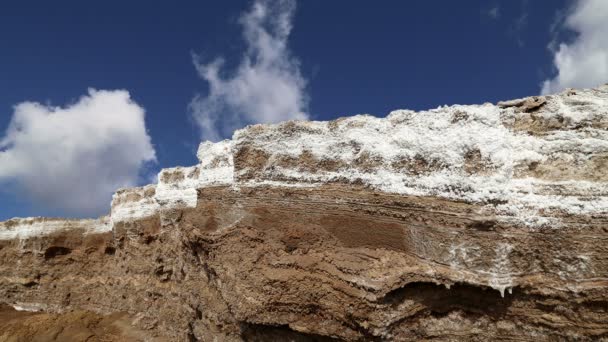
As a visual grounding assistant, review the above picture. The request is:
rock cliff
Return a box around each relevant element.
[1,86,608,341]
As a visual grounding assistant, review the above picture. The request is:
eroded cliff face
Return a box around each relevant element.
[1,86,608,341]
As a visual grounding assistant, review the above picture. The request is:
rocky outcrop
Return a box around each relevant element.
[1,86,608,341]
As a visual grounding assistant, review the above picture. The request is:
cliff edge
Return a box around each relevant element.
[2,86,608,341]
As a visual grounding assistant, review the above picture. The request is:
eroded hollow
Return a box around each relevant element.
[240,323,341,342]
[380,282,514,319]
[43,246,72,260]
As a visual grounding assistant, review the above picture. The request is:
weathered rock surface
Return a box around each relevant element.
[1,86,608,341]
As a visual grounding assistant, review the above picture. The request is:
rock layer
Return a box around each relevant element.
[1,86,608,341]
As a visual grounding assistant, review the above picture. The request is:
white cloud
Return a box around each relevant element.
[488,5,500,19]
[190,0,309,141]
[0,89,156,217]
[542,0,608,94]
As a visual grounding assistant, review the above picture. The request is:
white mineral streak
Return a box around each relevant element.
[0,217,111,240]
[11,302,49,312]
[487,243,514,298]
[447,242,516,296]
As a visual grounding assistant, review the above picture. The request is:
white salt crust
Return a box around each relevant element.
[110,184,159,224]
[0,217,111,240]
[5,86,608,231]
[232,85,608,226]
[110,140,235,223]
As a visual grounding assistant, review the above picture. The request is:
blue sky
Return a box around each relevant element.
[1,0,606,220]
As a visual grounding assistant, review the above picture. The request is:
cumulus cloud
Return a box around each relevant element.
[542,0,608,94]
[0,89,156,217]
[190,0,309,141]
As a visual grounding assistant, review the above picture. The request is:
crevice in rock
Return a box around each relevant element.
[43,246,72,260]
[467,219,496,231]
[379,282,513,319]
[240,323,341,342]
[22,281,38,288]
